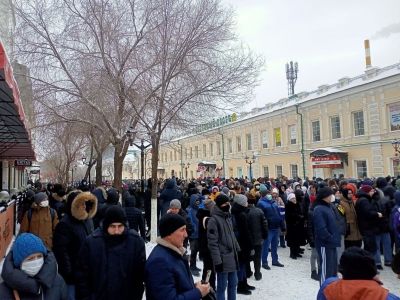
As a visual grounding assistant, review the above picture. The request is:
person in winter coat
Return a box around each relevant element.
[91,187,107,229]
[17,189,35,224]
[272,187,286,248]
[331,188,347,264]
[313,187,341,286]
[197,198,216,289]
[257,184,285,269]
[50,184,67,220]
[145,214,210,300]
[340,187,362,249]
[207,194,240,300]
[0,233,67,300]
[53,191,97,300]
[75,206,146,300]
[231,194,255,295]
[94,188,120,228]
[160,178,183,216]
[317,247,400,300]
[285,192,305,259]
[167,199,192,251]
[186,193,203,276]
[355,185,383,257]
[307,200,320,281]
[392,191,400,253]
[20,192,59,249]
[124,194,146,240]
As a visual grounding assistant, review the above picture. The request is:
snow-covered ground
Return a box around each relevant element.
[146,243,400,300]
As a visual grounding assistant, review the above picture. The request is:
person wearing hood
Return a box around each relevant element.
[186,193,203,276]
[53,191,97,300]
[160,178,183,216]
[75,206,146,300]
[20,192,59,249]
[93,188,120,228]
[207,194,240,300]
[50,184,67,219]
[0,233,67,299]
[313,187,341,286]
[355,185,383,264]
[249,181,261,200]
[124,193,146,240]
[209,186,220,201]
[340,187,362,249]
[145,214,210,300]
[285,192,305,259]
[392,191,400,253]
[317,247,400,300]
[17,189,35,224]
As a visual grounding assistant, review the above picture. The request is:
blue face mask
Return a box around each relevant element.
[266,195,272,200]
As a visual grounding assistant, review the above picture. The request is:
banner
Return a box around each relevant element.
[0,202,15,259]
[389,102,400,131]
[311,155,343,168]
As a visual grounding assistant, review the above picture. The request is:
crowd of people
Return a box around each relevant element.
[0,174,400,299]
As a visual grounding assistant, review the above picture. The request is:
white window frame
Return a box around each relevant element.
[330,116,341,139]
[289,125,297,145]
[354,160,368,178]
[312,120,321,142]
[276,165,283,178]
[261,130,268,148]
[236,136,242,152]
[246,134,252,151]
[353,110,365,136]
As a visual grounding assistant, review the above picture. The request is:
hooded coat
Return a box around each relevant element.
[313,199,341,248]
[0,251,67,300]
[75,228,145,300]
[160,179,183,215]
[53,192,97,284]
[186,194,202,239]
[355,190,381,236]
[124,195,145,239]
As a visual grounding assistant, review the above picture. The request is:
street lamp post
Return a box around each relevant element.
[81,157,92,190]
[392,139,400,156]
[244,154,256,181]
[126,128,151,192]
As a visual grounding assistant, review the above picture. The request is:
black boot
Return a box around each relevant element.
[237,282,252,295]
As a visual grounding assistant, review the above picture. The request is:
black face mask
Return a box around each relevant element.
[105,232,126,247]
[219,203,230,212]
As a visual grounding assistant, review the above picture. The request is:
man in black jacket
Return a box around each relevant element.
[75,206,146,300]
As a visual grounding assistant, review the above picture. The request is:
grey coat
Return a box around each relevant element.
[207,206,240,273]
[0,251,67,300]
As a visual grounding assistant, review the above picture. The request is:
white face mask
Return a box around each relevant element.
[330,195,336,203]
[39,200,49,207]
[21,257,44,277]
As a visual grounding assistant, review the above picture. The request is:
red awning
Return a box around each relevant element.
[0,42,35,160]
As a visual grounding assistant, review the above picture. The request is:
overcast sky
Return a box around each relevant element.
[223,0,400,110]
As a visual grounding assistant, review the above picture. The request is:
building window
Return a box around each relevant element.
[289,125,297,145]
[263,166,269,178]
[195,146,199,158]
[355,160,367,178]
[353,110,365,136]
[236,136,242,152]
[261,130,268,148]
[203,144,207,157]
[274,128,281,147]
[190,147,193,159]
[246,134,252,150]
[276,165,283,178]
[185,148,188,160]
[170,151,173,161]
[330,116,341,139]
[174,150,177,161]
[389,102,400,131]
[290,164,298,179]
[312,120,321,142]
[228,138,233,153]
[209,143,214,156]
[237,167,243,178]
[393,159,400,177]
[216,141,221,156]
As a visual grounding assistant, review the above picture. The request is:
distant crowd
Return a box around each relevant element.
[0,174,400,300]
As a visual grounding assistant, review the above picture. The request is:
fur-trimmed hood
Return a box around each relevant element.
[70,192,97,220]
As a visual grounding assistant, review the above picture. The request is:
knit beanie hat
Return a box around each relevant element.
[34,192,47,204]
[287,193,296,202]
[221,187,230,196]
[234,194,248,207]
[204,199,215,210]
[13,233,47,267]
[159,213,187,238]
[360,185,373,194]
[259,184,268,195]
[339,247,377,280]
[215,194,230,208]
[102,206,127,232]
[169,199,181,209]
[317,187,333,201]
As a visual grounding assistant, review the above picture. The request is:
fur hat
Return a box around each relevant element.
[234,194,248,207]
[317,187,333,201]
[215,194,230,208]
[102,205,127,231]
[339,247,377,280]
[13,233,47,267]
[360,185,373,194]
[169,199,181,209]
[68,191,98,220]
[159,213,186,238]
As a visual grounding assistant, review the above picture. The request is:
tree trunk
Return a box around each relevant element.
[95,153,103,185]
[150,136,160,242]
[113,140,128,190]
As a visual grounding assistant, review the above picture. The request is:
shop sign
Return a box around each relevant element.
[195,113,237,133]
[311,155,342,168]
[14,159,32,166]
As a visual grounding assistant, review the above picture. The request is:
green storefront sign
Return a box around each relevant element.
[195,113,237,133]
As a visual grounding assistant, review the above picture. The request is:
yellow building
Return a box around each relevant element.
[158,63,400,180]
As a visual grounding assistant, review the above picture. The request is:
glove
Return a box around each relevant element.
[214,263,223,273]
[250,249,255,256]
